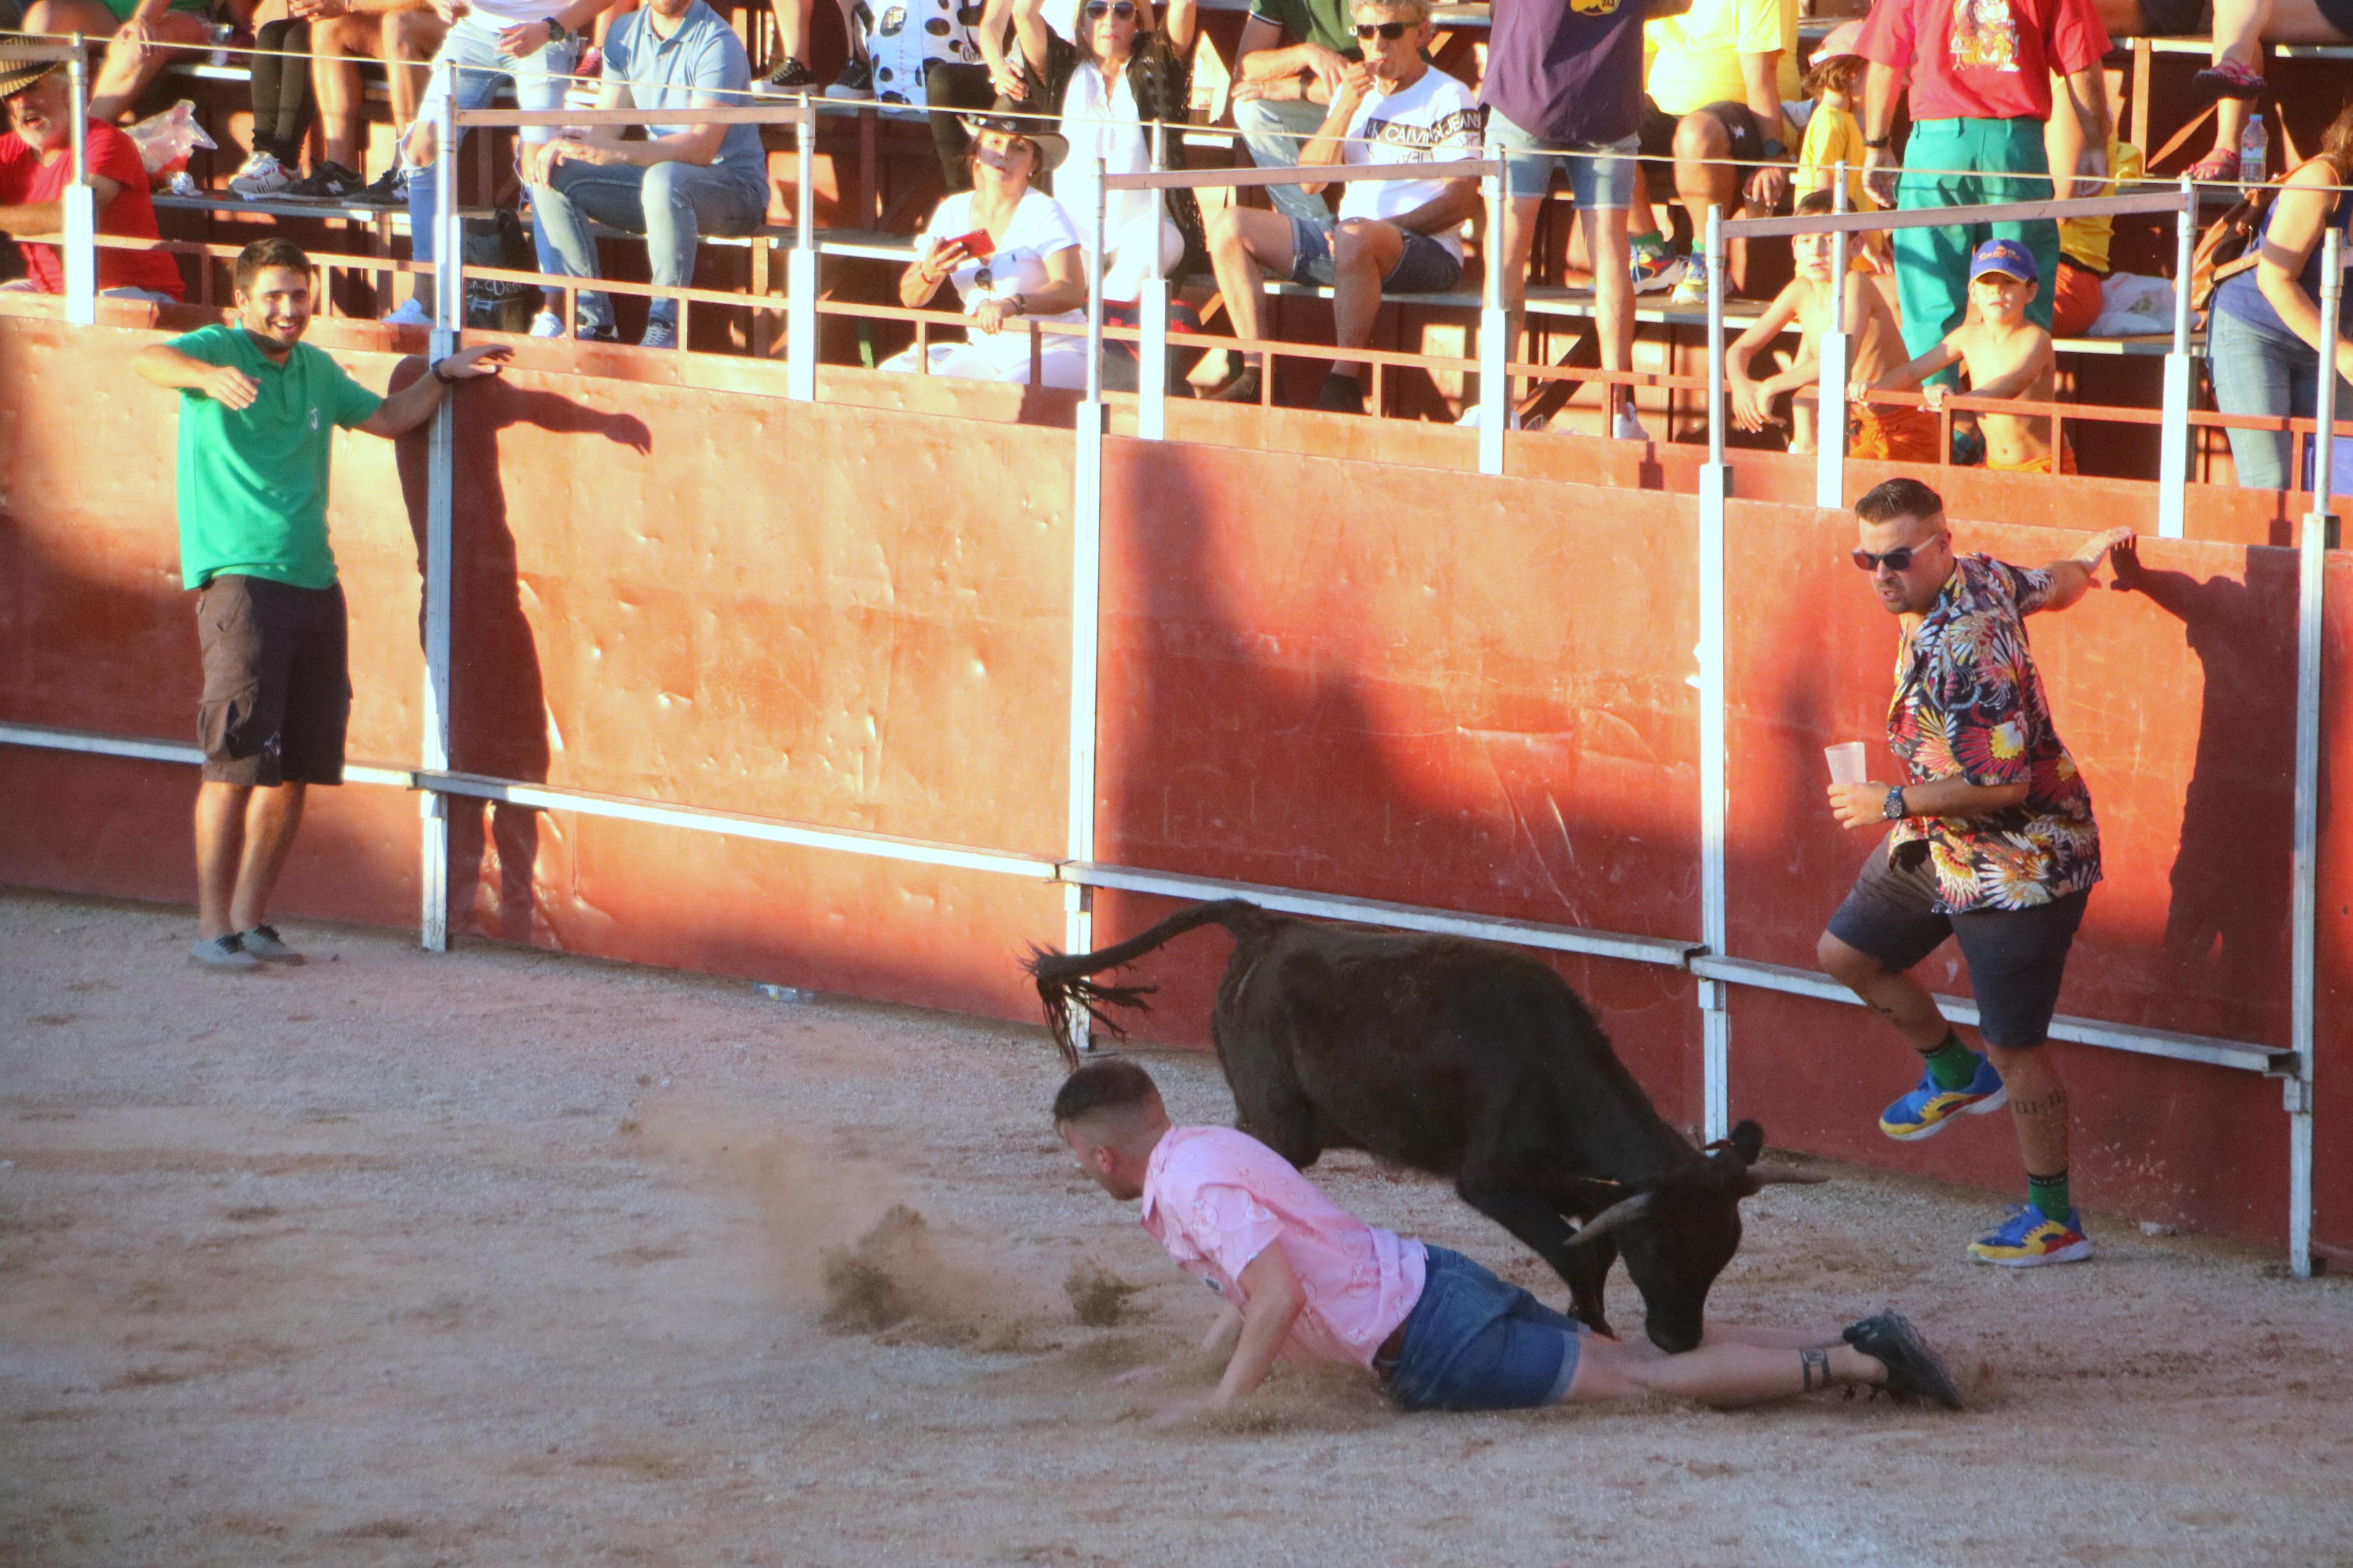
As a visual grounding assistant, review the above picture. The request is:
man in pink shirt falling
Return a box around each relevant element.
[1055,1059,1964,1414]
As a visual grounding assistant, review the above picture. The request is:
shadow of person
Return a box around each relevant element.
[2106,539,2303,1037]
[390,360,654,942]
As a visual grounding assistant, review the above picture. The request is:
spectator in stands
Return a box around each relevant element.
[2208,100,2353,492]
[886,116,1091,385]
[1482,0,1661,440]
[385,0,603,325]
[1205,0,1478,413]
[1857,0,2110,373]
[132,237,507,970]
[1859,239,2068,472]
[2079,0,2353,183]
[1225,0,1357,226]
[1632,0,1797,304]
[524,0,769,348]
[280,0,445,202]
[227,0,316,198]
[0,48,184,301]
[752,0,875,99]
[2049,77,2142,339]
[20,0,210,122]
[1795,22,1865,211]
[1727,188,1910,456]
[1001,0,1198,301]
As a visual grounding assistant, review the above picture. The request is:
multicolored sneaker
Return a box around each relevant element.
[1629,233,1685,294]
[1968,1203,2093,1267]
[1878,1054,2006,1141]
[1667,262,1709,307]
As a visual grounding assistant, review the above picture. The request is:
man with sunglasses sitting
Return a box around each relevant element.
[1204,0,1480,411]
[1818,478,2132,1269]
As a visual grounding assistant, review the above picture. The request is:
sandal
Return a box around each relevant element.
[2192,56,2267,101]
[2185,145,2239,185]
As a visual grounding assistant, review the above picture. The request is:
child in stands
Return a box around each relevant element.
[1857,239,2069,474]
[1728,189,1914,457]
[1796,23,1867,213]
[2052,111,2145,337]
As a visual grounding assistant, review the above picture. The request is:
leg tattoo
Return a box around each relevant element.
[2008,1089,2068,1118]
[1800,1346,1832,1393]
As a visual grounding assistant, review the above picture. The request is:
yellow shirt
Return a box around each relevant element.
[1798,101,1869,211]
[1644,0,1801,119]
[2057,138,2145,275]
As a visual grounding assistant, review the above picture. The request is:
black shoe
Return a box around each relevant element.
[1843,1311,1963,1410]
[1313,372,1366,414]
[758,56,814,94]
[1206,367,1262,403]
[281,160,364,202]
[352,162,410,208]
[825,58,874,100]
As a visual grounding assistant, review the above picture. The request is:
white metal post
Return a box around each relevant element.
[1813,166,1851,508]
[1065,156,1111,1046]
[1137,123,1169,440]
[2157,177,2196,538]
[417,74,459,950]
[787,98,817,401]
[62,44,95,326]
[2285,226,2336,1278]
[434,84,458,329]
[1477,158,1506,475]
[1698,204,1731,1141]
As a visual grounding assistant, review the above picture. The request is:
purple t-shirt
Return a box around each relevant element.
[1481,0,1647,148]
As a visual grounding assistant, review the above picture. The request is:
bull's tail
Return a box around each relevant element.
[1026,898,1272,1068]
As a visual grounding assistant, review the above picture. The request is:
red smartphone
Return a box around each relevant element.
[945,228,996,261]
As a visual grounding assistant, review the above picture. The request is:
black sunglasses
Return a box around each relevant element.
[1354,19,1410,38]
[1851,532,1946,572]
[1084,2,1137,17]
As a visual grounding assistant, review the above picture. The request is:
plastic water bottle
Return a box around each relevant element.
[2238,115,2269,187]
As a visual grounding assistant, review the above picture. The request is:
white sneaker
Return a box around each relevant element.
[384,298,432,327]
[1613,407,1652,443]
[529,310,566,338]
[229,150,291,200]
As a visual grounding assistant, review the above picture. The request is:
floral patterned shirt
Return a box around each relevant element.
[1886,553,2101,913]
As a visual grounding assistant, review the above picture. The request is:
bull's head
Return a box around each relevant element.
[1567,1119,1825,1353]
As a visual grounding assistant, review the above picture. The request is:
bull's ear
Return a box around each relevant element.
[1729,1119,1764,1167]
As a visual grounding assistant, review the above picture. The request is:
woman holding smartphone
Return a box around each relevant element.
[888,116,1093,387]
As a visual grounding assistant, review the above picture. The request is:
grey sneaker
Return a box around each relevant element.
[638,318,678,350]
[1843,1311,1962,1410]
[825,58,874,100]
[240,923,306,966]
[190,933,260,971]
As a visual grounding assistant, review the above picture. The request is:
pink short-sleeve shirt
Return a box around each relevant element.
[1138,1125,1427,1371]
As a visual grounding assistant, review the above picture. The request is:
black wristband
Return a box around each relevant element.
[431,359,456,385]
[1863,134,1892,150]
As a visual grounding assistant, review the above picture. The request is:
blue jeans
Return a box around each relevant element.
[1483,108,1637,208]
[406,15,580,267]
[530,158,768,330]
[2208,305,2351,492]
[1382,1246,1584,1412]
[1233,94,1332,225]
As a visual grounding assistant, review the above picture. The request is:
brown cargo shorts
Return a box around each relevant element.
[195,574,351,787]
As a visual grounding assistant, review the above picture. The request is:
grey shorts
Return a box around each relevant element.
[1482,108,1638,207]
[1826,835,2090,1048]
[1283,214,1464,294]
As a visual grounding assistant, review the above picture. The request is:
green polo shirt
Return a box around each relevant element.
[169,322,384,592]
[1246,0,1361,61]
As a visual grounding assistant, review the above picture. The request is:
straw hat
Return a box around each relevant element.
[959,97,1070,175]
[0,38,65,99]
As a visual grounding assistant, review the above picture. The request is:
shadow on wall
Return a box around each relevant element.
[393,361,654,943]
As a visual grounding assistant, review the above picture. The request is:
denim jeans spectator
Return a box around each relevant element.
[2207,304,2352,493]
[532,160,767,332]
[406,16,580,271]
[1233,94,1332,225]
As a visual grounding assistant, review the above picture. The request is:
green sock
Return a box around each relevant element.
[1919,1030,1979,1091]
[2028,1169,2072,1221]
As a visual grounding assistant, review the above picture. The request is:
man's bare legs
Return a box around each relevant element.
[1325,216,1403,398]
[1499,193,1634,432]
[195,780,307,941]
[1205,204,1297,393]
[1818,930,1951,1050]
[1569,1324,1889,1409]
[24,0,212,121]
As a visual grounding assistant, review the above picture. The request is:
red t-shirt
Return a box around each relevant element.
[0,120,184,299]
[1857,0,2110,123]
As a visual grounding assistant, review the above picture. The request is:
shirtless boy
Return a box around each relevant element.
[1728,189,1914,458]
[1856,239,2067,474]
[1052,1057,1964,1416]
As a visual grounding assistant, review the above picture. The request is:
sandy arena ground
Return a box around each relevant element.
[3,888,2352,1567]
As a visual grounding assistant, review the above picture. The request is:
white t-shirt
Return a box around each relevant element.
[919,187,1087,314]
[1337,66,1481,262]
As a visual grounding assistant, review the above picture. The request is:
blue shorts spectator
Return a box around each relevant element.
[1484,108,1638,208]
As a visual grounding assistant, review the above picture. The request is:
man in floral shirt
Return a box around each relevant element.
[1817,477,2130,1267]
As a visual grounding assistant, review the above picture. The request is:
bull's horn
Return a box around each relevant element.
[1566,1191,1654,1246]
[1747,1168,1830,1186]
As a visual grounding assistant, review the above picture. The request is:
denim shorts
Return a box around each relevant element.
[1826,835,2091,1048]
[1380,1246,1584,1412]
[1284,214,1465,294]
[1483,108,1638,207]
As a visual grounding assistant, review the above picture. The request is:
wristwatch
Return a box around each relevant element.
[1759,137,1787,161]
[1881,785,1909,821]
[543,15,569,42]
[1007,291,1028,316]
[430,358,457,385]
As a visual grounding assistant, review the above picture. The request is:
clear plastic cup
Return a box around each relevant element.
[1825,742,1870,784]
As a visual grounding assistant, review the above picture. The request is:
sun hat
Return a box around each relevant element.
[0,38,66,99]
[960,97,1070,175]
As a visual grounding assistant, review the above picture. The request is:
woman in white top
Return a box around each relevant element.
[886,119,1094,387]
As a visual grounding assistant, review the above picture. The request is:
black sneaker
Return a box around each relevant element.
[1843,1311,1963,1410]
[281,160,364,202]
[352,162,410,208]
[758,57,815,94]
[825,58,874,100]
[1206,367,1261,403]
[1313,372,1366,414]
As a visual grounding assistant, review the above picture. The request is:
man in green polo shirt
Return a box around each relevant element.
[133,237,509,971]
[1230,0,1361,225]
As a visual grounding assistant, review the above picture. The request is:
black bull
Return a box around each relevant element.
[1028,899,1821,1353]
